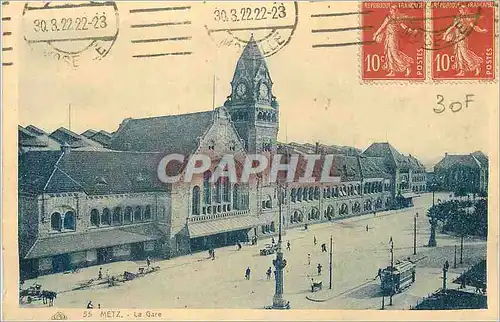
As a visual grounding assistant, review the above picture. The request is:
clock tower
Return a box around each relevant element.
[224,35,279,154]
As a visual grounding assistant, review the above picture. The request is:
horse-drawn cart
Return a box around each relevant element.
[19,284,43,303]
[311,280,323,292]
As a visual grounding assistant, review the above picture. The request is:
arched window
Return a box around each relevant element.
[124,206,132,224]
[134,206,142,222]
[192,186,201,216]
[90,209,100,227]
[233,184,239,210]
[364,200,372,211]
[63,211,75,230]
[297,187,302,202]
[353,202,360,214]
[214,177,222,203]
[265,195,272,209]
[308,187,314,200]
[51,212,62,231]
[144,205,152,220]
[222,178,230,203]
[314,187,320,200]
[203,171,212,205]
[113,207,122,225]
[101,208,111,226]
[291,188,297,202]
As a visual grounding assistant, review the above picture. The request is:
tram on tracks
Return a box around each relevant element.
[380,259,416,295]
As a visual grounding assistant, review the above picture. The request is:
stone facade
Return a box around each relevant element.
[18,36,426,278]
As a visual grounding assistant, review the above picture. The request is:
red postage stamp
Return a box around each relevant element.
[431,2,496,80]
[362,2,426,81]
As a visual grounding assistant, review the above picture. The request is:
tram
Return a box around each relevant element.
[380,259,416,295]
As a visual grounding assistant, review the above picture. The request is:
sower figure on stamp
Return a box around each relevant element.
[373,5,418,77]
[443,5,488,76]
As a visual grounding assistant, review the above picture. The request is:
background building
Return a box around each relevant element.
[434,151,489,194]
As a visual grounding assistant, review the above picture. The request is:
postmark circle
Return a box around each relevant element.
[22,1,119,68]
[204,2,298,59]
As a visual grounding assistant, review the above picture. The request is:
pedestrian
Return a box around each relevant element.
[212,250,216,260]
[271,237,275,244]
[313,235,317,245]
[87,301,94,309]
[245,267,251,280]
[317,263,322,276]
[373,211,376,217]
[106,269,110,279]
[146,256,151,268]
[366,224,369,232]
[304,223,308,230]
[375,268,382,280]
[308,253,311,265]
[321,243,327,252]
[266,267,272,280]
[286,240,291,251]
[98,267,102,279]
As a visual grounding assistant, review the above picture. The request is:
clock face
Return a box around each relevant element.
[236,83,247,97]
[259,83,269,99]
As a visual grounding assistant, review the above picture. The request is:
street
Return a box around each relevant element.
[22,192,487,309]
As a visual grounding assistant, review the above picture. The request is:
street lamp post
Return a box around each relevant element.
[460,235,464,264]
[329,235,333,290]
[389,237,394,306]
[413,212,418,255]
[271,183,289,309]
[454,245,457,268]
[442,261,449,291]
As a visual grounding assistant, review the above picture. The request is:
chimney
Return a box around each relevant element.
[315,142,320,154]
[61,142,71,154]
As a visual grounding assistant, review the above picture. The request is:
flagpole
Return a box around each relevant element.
[212,75,216,110]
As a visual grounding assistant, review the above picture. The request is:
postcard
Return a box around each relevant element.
[2,1,498,321]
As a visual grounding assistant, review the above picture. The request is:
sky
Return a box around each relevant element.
[15,2,497,168]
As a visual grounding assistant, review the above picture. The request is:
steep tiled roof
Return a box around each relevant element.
[81,129,97,138]
[19,150,169,195]
[109,110,215,154]
[282,142,361,156]
[358,156,392,179]
[471,151,488,168]
[50,127,103,149]
[232,35,267,81]
[88,130,112,146]
[362,142,399,169]
[435,154,482,171]
[19,151,63,194]
[19,125,61,151]
[19,126,48,147]
[363,142,424,171]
